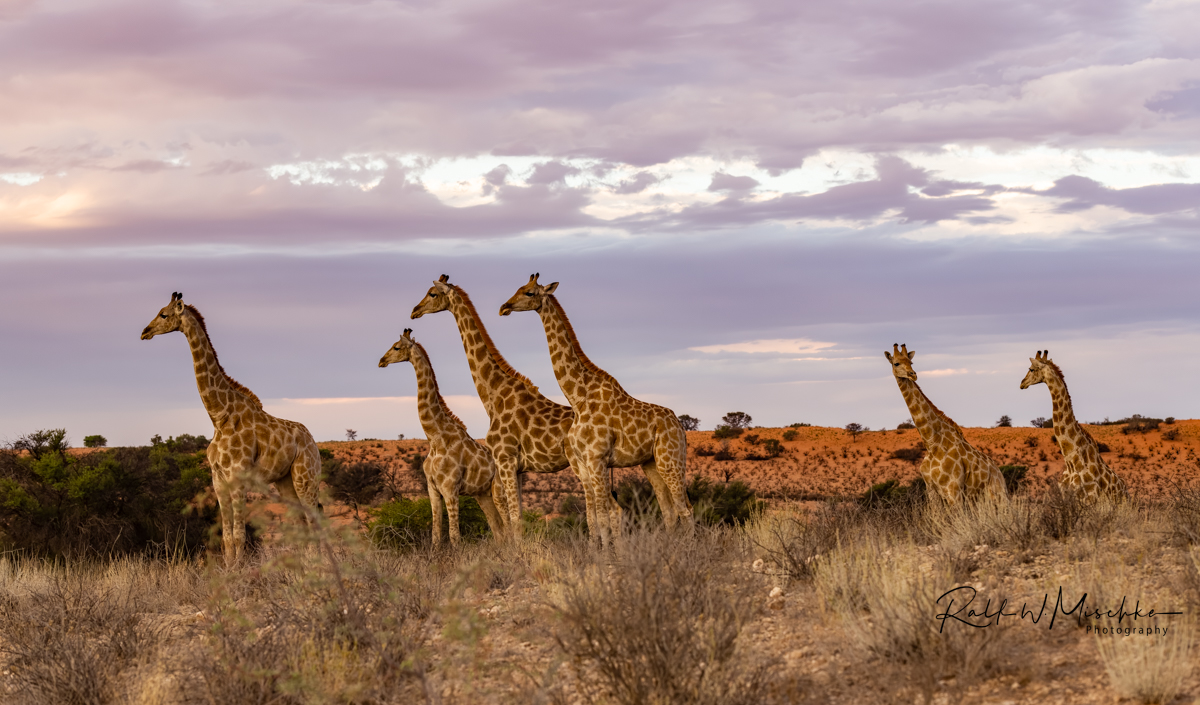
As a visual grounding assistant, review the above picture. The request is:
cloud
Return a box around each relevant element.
[1030,175,1200,215]
[690,338,837,355]
[612,171,661,194]
[707,172,760,192]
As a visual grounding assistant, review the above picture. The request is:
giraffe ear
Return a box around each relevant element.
[884,351,893,361]
[432,279,450,293]
[544,281,559,294]
[907,350,916,361]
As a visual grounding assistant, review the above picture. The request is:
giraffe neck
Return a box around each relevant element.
[447,287,530,412]
[180,311,241,422]
[537,295,615,406]
[1043,368,1082,440]
[409,343,466,440]
[897,377,957,448]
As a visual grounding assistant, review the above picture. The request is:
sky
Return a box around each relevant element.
[2,0,1200,446]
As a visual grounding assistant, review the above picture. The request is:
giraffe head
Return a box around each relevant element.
[141,292,186,340]
[499,273,558,316]
[411,274,453,319]
[884,343,917,381]
[1020,350,1053,389]
[379,329,416,367]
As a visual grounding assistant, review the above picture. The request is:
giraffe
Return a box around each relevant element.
[500,274,692,545]
[1020,350,1127,501]
[411,274,608,535]
[140,292,321,565]
[885,344,1007,505]
[379,328,506,546]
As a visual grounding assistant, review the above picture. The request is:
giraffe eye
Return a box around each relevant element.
[525,291,535,297]
[160,313,167,319]
[894,363,899,367]
[394,345,400,350]
[429,293,436,297]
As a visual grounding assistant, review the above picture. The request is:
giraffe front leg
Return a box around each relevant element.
[442,482,462,547]
[212,472,236,566]
[580,458,614,547]
[493,451,523,539]
[229,483,248,565]
[427,479,445,548]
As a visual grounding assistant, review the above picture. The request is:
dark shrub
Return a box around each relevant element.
[11,429,69,460]
[712,425,743,440]
[1121,415,1163,434]
[0,440,217,557]
[713,449,737,461]
[1031,417,1052,428]
[1097,442,1111,453]
[1024,436,1038,447]
[721,412,752,430]
[859,478,926,510]
[615,477,660,526]
[677,414,701,431]
[999,465,1027,494]
[787,422,811,428]
[694,445,717,457]
[781,429,798,441]
[844,422,864,440]
[1163,428,1180,441]
[82,435,107,448]
[559,494,587,516]
[1165,416,1175,424]
[890,446,925,463]
[996,415,1012,427]
[325,460,385,520]
[687,476,762,526]
[369,496,492,548]
[762,439,784,457]
[896,420,916,430]
[743,434,760,445]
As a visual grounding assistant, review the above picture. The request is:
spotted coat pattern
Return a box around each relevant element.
[141,293,321,565]
[885,344,1007,505]
[1020,351,1127,501]
[411,275,604,535]
[379,330,505,546]
[501,274,692,546]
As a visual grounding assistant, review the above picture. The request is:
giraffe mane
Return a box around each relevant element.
[1043,359,1101,443]
[183,305,264,411]
[413,342,468,431]
[450,284,538,391]
[908,378,968,441]
[546,295,622,389]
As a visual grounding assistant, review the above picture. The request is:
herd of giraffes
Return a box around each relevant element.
[140,275,1127,565]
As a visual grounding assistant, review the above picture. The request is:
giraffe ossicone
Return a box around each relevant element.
[500,273,692,546]
[379,327,506,546]
[885,343,1007,505]
[410,273,583,537]
[141,292,322,566]
[1020,350,1127,502]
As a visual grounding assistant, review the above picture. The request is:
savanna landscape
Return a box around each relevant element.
[0,417,1197,704]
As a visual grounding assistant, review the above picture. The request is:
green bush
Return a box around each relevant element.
[999,465,1028,494]
[859,477,927,510]
[687,476,762,526]
[782,429,798,441]
[0,435,216,557]
[712,425,742,440]
[82,435,107,448]
[616,477,661,527]
[369,496,492,549]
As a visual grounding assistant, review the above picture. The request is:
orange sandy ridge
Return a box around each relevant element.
[315,420,1200,514]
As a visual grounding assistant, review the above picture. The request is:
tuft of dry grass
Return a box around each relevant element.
[548,526,781,705]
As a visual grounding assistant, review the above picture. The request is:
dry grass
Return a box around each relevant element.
[0,486,1198,704]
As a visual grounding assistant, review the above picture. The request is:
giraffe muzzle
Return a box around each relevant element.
[140,327,154,340]
[499,304,513,316]
[378,357,390,368]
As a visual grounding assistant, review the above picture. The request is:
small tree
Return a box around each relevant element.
[325,460,384,525]
[896,419,916,430]
[844,422,864,441]
[721,412,752,430]
[12,429,69,460]
[996,415,1013,428]
[346,429,358,441]
[82,435,107,448]
[677,415,700,432]
[1031,417,1051,428]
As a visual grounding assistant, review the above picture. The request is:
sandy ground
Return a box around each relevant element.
[317,420,1200,514]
